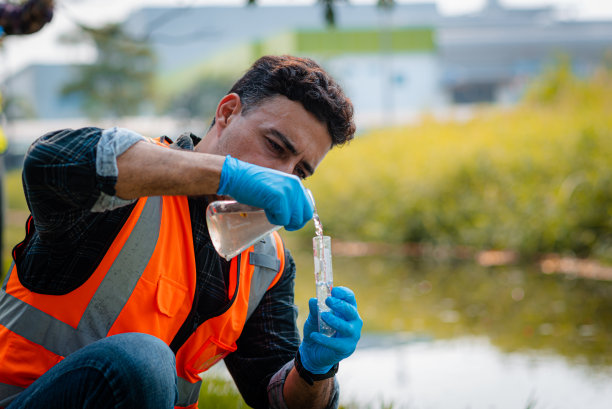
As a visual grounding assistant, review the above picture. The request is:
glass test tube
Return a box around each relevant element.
[313,235,335,337]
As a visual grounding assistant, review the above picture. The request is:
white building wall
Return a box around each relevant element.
[325,53,442,128]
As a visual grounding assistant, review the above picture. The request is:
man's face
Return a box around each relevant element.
[204,94,332,179]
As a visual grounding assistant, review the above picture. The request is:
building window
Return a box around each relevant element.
[451,83,496,104]
[392,73,406,86]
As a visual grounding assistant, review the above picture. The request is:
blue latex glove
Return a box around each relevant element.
[217,155,314,231]
[298,286,363,374]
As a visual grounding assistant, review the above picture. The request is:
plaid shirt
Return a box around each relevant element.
[13,127,339,409]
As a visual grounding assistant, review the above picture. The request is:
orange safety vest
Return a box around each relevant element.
[0,191,285,407]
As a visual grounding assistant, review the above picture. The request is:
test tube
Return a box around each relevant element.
[313,235,335,337]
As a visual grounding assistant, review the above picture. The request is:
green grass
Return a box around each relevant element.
[197,376,250,409]
[197,373,364,408]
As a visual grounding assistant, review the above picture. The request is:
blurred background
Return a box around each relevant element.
[1,0,612,408]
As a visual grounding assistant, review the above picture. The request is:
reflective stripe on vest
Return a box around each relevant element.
[176,377,202,408]
[247,238,282,320]
[0,196,162,357]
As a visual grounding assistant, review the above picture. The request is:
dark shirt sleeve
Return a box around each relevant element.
[22,127,112,237]
[22,126,145,241]
[15,127,141,294]
[224,250,301,409]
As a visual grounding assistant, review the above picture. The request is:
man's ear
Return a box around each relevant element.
[215,93,242,130]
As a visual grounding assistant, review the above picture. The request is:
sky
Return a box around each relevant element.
[1,0,612,81]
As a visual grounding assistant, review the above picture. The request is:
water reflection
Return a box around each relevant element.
[285,236,612,406]
[291,246,612,368]
[339,335,612,409]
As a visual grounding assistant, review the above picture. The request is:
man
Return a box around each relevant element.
[0,55,362,409]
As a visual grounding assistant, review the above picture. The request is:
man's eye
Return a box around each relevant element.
[295,167,307,179]
[266,138,283,153]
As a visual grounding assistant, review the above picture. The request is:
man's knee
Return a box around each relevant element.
[7,333,177,409]
[102,333,175,373]
[86,333,177,408]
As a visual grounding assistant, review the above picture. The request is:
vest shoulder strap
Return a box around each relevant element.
[245,233,285,321]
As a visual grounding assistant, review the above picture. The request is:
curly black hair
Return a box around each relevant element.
[228,55,355,147]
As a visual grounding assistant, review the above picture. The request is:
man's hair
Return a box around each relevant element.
[228,55,355,147]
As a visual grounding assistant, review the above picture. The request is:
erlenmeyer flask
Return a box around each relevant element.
[206,200,281,260]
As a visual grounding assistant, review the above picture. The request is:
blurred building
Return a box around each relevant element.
[2,0,612,130]
[439,0,612,105]
[2,64,84,119]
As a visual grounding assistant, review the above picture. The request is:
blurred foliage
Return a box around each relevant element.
[303,61,612,260]
[5,167,26,211]
[376,0,395,9]
[0,92,36,120]
[60,23,156,119]
[2,169,27,275]
[163,74,234,124]
[319,0,345,27]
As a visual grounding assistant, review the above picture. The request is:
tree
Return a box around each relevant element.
[377,0,395,9]
[60,23,156,119]
[244,0,395,28]
[165,74,235,124]
[320,0,344,27]
[0,93,36,120]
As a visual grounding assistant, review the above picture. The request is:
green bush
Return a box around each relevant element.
[304,64,612,259]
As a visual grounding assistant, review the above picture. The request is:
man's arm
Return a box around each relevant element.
[114,138,224,199]
[115,132,313,231]
[25,126,312,231]
[22,127,222,231]
[282,366,336,409]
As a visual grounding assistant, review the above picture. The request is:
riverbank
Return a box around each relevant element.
[328,239,612,281]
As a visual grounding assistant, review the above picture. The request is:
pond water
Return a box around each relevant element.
[286,242,612,409]
[338,334,612,409]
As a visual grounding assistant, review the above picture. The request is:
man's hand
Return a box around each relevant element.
[217,155,314,231]
[298,286,362,374]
